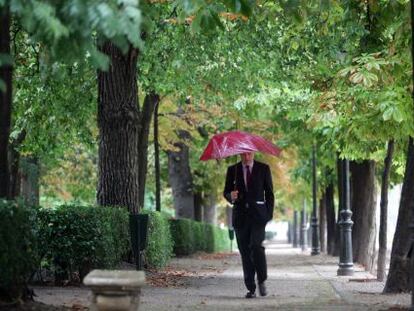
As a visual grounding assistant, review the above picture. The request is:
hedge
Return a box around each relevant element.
[143,211,173,268]
[37,205,129,282]
[0,200,38,301]
[169,219,231,256]
[1,200,232,295]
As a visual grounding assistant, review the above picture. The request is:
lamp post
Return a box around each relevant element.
[300,199,307,252]
[311,145,320,255]
[337,159,354,276]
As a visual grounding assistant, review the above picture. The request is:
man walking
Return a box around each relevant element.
[223,152,274,298]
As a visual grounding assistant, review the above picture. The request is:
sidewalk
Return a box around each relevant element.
[34,241,411,310]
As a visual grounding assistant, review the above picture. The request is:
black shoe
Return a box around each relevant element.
[258,282,267,296]
[245,291,256,299]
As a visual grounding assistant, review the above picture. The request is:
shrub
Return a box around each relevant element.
[170,219,231,256]
[192,221,206,252]
[38,205,129,282]
[169,219,195,256]
[212,226,231,252]
[204,223,215,253]
[143,211,173,268]
[0,200,38,301]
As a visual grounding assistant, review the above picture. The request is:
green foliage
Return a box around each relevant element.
[169,218,195,255]
[169,218,231,256]
[37,205,129,281]
[40,144,98,203]
[193,221,206,252]
[143,211,174,268]
[4,0,143,67]
[0,200,38,301]
[204,223,231,252]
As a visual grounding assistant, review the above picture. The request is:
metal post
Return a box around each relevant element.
[293,211,299,248]
[136,229,142,270]
[311,145,320,255]
[337,159,354,276]
[300,199,307,251]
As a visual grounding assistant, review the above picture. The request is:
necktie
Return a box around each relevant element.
[246,166,251,187]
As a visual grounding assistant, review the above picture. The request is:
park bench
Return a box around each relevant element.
[83,270,145,311]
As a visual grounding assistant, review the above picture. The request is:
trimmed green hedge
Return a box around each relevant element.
[169,218,194,256]
[38,205,129,282]
[0,200,232,296]
[143,211,173,268]
[0,200,38,301]
[169,219,231,256]
[205,223,232,253]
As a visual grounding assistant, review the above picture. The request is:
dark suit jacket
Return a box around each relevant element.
[223,160,274,228]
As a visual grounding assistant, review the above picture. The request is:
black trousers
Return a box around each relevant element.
[235,221,267,292]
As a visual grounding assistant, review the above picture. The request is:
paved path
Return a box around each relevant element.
[34,241,411,310]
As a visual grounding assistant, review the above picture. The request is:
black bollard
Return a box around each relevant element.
[293,211,299,248]
[337,159,354,276]
[311,145,320,255]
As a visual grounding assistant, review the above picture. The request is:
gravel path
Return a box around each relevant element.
[33,241,411,310]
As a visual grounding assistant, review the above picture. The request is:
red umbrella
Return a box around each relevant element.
[200,130,281,161]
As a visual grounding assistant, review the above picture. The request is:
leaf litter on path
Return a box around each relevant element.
[146,252,237,288]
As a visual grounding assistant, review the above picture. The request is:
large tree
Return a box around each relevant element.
[0,8,11,198]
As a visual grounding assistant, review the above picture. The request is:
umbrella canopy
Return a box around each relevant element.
[200,130,281,161]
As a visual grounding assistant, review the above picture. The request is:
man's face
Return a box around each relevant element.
[241,152,255,165]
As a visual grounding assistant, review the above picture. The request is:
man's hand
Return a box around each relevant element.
[230,190,239,202]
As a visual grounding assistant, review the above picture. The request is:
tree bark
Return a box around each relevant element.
[319,192,327,253]
[97,42,140,214]
[350,160,377,272]
[0,8,12,198]
[154,99,161,212]
[8,130,26,198]
[377,139,394,281]
[137,92,158,210]
[194,191,203,222]
[167,123,194,219]
[384,138,414,293]
[203,192,216,224]
[20,156,39,206]
[325,180,336,255]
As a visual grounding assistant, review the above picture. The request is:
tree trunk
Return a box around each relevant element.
[384,138,414,293]
[325,180,336,255]
[194,192,203,222]
[0,8,12,199]
[377,139,394,281]
[97,43,140,214]
[167,128,194,219]
[8,130,26,198]
[203,192,216,224]
[20,156,40,206]
[319,192,327,253]
[350,160,377,272]
[154,99,161,212]
[137,92,158,210]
